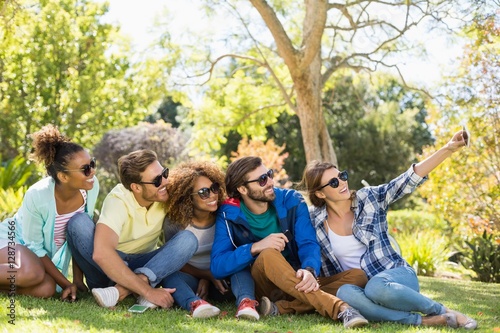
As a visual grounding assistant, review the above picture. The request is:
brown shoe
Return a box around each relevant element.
[421,313,458,328]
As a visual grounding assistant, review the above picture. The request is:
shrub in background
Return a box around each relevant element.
[0,187,26,221]
[92,121,189,209]
[397,230,450,276]
[0,154,38,190]
[387,209,447,234]
[461,231,500,283]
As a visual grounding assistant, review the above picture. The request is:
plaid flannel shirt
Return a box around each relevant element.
[310,165,427,279]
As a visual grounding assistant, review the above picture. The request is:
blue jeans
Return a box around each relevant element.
[337,266,445,325]
[66,213,198,290]
[161,266,255,311]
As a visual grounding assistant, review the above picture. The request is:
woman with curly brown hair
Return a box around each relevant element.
[0,124,99,301]
[162,161,261,320]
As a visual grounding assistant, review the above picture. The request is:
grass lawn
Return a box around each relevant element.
[0,276,498,333]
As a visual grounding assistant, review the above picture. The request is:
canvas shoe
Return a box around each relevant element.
[259,296,279,317]
[92,287,119,308]
[190,300,220,319]
[337,307,369,328]
[236,298,260,320]
[137,295,158,310]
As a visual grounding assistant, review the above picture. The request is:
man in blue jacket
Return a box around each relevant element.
[210,156,369,328]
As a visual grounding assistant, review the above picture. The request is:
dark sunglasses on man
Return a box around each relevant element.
[192,182,220,200]
[138,167,169,188]
[63,158,97,177]
[244,169,274,187]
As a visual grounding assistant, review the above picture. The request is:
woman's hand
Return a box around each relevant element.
[212,279,229,295]
[61,283,78,302]
[196,279,210,300]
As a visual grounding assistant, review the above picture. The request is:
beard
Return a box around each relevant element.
[246,185,276,202]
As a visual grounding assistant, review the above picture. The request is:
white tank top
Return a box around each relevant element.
[327,225,366,271]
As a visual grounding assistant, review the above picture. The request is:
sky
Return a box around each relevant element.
[99,0,463,88]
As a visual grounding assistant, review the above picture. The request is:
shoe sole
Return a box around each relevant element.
[236,310,260,321]
[92,289,113,308]
[259,297,274,317]
[345,318,369,328]
[193,306,220,319]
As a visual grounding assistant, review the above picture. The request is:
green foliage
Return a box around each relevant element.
[461,231,500,283]
[387,209,447,234]
[418,15,500,235]
[0,154,37,190]
[0,187,25,220]
[324,73,434,192]
[0,0,165,159]
[397,230,450,276]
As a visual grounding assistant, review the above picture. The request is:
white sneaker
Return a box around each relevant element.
[190,300,220,319]
[92,287,119,308]
[137,295,158,309]
[236,298,260,320]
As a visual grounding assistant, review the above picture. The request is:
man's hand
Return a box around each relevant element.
[212,279,229,295]
[250,233,288,255]
[143,288,176,308]
[295,269,319,294]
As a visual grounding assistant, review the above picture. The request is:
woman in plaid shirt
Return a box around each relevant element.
[300,129,476,329]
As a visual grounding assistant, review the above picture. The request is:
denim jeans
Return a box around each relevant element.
[336,266,446,325]
[162,268,255,311]
[66,213,198,290]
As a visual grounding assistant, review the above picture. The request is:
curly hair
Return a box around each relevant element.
[165,161,226,228]
[30,124,84,183]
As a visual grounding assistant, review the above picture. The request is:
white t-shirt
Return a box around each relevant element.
[327,226,366,271]
[185,223,215,270]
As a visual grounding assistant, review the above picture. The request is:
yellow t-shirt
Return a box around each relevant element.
[97,184,164,254]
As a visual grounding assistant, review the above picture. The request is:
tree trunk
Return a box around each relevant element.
[293,52,338,166]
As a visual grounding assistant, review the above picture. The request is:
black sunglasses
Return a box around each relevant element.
[318,171,348,190]
[192,182,220,200]
[244,169,274,187]
[138,167,169,188]
[63,158,96,177]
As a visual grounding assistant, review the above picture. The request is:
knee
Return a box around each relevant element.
[256,248,280,264]
[67,213,94,238]
[364,276,391,302]
[175,230,198,254]
[337,284,359,302]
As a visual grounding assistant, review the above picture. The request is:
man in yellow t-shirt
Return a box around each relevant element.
[67,150,198,309]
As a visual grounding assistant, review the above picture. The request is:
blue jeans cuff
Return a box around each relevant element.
[134,267,157,285]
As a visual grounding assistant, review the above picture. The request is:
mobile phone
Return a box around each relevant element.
[283,229,292,241]
[463,125,470,147]
[128,304,149,313]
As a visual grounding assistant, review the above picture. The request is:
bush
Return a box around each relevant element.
[397,230,450,276]
[0,187,25,220]
[0,154,38,190]
[461,231,500,283]
[387,209,447,234]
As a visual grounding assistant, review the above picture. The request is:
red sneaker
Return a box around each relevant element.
[236,298,260,320]
[190,299,220,319]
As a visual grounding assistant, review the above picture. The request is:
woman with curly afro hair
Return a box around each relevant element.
[162,161,261,320]
[0,124,99,301]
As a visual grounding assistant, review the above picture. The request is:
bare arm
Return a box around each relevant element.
[40,255,76,301]
[413,129,467,178]
[92,224,152,297]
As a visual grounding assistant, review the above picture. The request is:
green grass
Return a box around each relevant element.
[0,277,498,333]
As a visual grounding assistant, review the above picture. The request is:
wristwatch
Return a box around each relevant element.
[304,266,318,279]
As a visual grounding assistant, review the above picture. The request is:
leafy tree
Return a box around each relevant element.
[0,0,162,159]
[178,0,476,165]
[418,13,500,235]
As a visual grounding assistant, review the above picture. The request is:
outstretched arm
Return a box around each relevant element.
[413,129,467,178]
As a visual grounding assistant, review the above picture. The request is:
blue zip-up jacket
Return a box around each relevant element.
[210,187,321,279]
